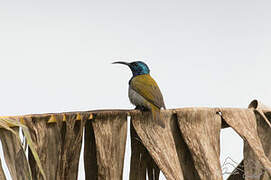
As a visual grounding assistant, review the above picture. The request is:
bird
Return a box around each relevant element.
[113,61,166,128]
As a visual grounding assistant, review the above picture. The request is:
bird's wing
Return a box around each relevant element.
[130,74,166,109]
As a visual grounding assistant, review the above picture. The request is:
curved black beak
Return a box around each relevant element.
[112,61,130,67]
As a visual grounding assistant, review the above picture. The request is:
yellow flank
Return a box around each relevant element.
[130,74,164,109]
[131,74,157,102]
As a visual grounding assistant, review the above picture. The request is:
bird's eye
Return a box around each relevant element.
[132,63,138,67]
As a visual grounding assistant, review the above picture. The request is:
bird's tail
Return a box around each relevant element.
[150,105,165,128]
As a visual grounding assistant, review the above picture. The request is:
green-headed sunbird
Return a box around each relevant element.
[113,61,166,128]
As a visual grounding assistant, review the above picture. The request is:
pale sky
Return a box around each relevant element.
[1,0,271,179]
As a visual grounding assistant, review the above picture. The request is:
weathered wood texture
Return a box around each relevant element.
[0,100,271,180]
[226,102,271,180]
[84,120,98,180]
[0,157,7,180]
[25,113,86,180]
[130,110,183,180]
[221,108,271,179]
[255,111,271,180]
[234,100,271,180]
[170,113,200,180]
[0,127,31,180]
[220,101,271,180]
[177,108,222,180]
[129,121,160,180]
[86,111,127,180]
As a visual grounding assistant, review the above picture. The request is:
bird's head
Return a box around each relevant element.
[112,61,150,76]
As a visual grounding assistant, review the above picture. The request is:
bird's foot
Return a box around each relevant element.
[135,106,148,112]
[135,106,149,116]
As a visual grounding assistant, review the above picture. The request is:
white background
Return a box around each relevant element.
[1,0,271,179]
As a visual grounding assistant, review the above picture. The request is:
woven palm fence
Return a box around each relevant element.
[0,99,271,180]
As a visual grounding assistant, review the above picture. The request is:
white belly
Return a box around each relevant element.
[128,86,148,108]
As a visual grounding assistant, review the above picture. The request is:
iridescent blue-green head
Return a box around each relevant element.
[113,61,150,77]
